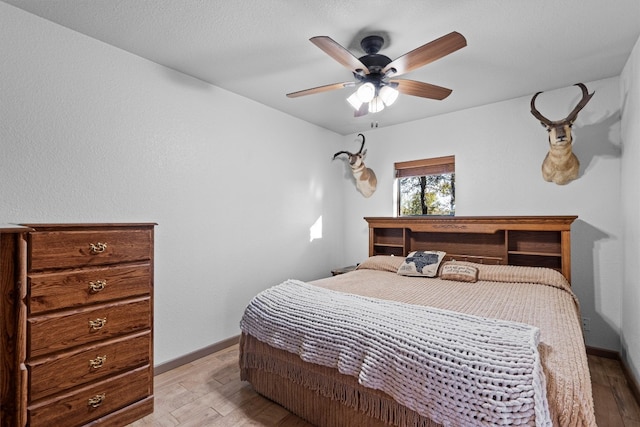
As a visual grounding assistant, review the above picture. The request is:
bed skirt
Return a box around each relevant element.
[239,333,443,427]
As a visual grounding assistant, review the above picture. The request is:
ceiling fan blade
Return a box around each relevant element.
[310,36,370,75]
[391,79,453,100]
[286,81,355,98]
[383,31,467,77]
[354,102,369,117]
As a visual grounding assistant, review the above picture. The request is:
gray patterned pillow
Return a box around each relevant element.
[397,251,446,277]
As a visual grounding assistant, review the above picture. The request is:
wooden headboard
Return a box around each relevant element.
[365,216,577,283]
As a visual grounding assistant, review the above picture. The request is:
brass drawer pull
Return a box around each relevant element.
[88,318,107,331]
[89,242,108,254]
[89,355,107,369]
[88,280,107,292]
[88,393,106,408]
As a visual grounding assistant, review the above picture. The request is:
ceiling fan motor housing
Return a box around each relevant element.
[355,35,392,86]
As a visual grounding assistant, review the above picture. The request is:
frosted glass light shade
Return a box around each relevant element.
[369,96,385,113]
[347,92,363,110]
[356,82,375,103]
[379,85,399,106]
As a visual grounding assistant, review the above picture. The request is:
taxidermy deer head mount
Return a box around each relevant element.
[530,83,594,185]
[333,133,377,198]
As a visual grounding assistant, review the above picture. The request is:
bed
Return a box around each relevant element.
[239,216,596,427]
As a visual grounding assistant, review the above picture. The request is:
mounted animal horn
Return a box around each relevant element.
[530,83,594,185]
[333,133,377,197]
[531,83,594,127]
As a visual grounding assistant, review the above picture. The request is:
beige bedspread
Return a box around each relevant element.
[240,257,596,427]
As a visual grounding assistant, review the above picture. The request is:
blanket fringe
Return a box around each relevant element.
[240,333,441,427]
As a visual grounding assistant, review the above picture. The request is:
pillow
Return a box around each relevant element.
[443,261,570,289]
[397,251,446,277]
[356,255,406,273]
[439,261,479,283]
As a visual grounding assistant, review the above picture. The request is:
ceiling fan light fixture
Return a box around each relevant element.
[347,92,363,110]
[379,85,399,106]
[369,96,385,113]
[356,82,376,103]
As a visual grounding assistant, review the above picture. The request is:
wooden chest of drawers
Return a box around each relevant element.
[0,223,155,427]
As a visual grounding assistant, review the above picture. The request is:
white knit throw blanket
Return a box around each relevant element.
[240,280,551,427]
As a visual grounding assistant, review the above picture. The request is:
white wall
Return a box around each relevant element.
[620,35,640,384]
[0,3,345,365]
[340,77,624,351]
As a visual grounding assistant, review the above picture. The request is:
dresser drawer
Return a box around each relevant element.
[28,298,151,358]
[28,229,152,271]
[28,263,152,315]
[28,365,151,427]
[29,331,151,401]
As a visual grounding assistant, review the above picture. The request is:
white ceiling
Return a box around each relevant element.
[4,0,639,135]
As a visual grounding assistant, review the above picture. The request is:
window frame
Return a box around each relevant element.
[394,155,455,217]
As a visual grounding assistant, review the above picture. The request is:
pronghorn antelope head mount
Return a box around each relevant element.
[333,133,377,198]
[530,83,594,185]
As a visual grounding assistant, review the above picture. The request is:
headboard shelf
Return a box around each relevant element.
[508,250,562,257]
[445,254,504,264]
[365,216,577,283]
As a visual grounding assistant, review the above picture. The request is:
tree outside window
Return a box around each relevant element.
[395,156,455,216]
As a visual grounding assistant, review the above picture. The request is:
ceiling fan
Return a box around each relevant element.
[287,32,467,116]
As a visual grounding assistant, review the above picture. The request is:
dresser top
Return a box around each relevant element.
[20,223,156,230]
[0,224,35,232]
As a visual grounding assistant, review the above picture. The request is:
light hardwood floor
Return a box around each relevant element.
[588,354,640,427]
[130,344,640,427]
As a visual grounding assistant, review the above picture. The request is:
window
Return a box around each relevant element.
[395,156,455,216]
